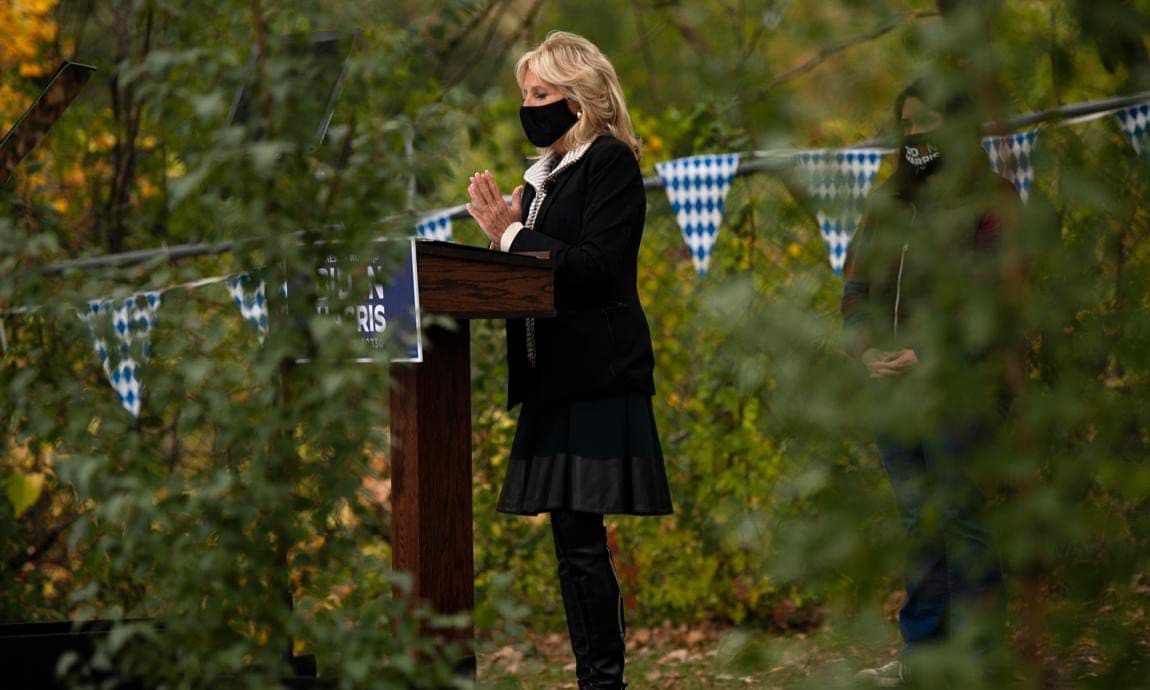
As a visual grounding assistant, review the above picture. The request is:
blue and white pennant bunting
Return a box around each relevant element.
[1115,102,1150,159]
[655,153,741,276]
[982,129,1039,203]
[794,148,885,274]
[416,211,453,242]
[226,275,268,342]
[79,292,162,418]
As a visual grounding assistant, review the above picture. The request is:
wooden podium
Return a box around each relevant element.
[389,241,555,660]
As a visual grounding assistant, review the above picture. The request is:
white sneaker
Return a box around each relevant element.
[855,660,907,686]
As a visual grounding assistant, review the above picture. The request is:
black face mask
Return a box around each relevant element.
[900,133,942,178]
[519,99,578,147]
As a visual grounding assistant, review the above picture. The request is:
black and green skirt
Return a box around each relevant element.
[497,395,674,516]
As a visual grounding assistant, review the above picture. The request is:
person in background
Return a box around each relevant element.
[843,80,1025,686]
[465,31,672,690]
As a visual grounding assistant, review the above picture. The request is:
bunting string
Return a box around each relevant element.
[3,90,1147,423]
[416,210,453,242]
[2,91,1148,310]
[982,129,1040,203]
[655,153,741,276]
[78,292,162,418]
[794,148,885,274]
[225,275,269,343]
[1115,101,1150,159]
[61,274,248,416]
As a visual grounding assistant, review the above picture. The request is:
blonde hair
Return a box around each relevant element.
[515,31,641,160]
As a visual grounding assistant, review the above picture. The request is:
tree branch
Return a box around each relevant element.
[475,0,545,95]
[665,10,711,59]
[435,0,515,99]
[249,0,271,125]
[8,511,84,572]
[321,115,358,218]
[749,10,940,103]
[738,22,768,71]
[630,0,661,99]
[435,0,501,69]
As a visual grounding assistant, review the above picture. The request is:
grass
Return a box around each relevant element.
[476,621,903,689]
[475,617,1150,690]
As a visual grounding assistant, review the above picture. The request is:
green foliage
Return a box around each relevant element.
[4,1,1150,689]
[2,2,481,688]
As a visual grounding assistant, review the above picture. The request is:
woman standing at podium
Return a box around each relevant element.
[466,30,672,690]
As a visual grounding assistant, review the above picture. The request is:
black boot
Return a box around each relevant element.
[552,511,627,690]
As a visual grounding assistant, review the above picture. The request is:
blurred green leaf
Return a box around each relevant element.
[4,472,44,518]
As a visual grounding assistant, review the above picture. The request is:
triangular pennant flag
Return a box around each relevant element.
[226,274,268,343]
[794,148,886,275]
[655,153,741,276]
[1114,101,1150,159]
[416,211,453,242]
[79,291,162,418]
[982,129,1039,203]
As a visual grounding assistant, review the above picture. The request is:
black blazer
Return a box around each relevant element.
[505,134,656,407]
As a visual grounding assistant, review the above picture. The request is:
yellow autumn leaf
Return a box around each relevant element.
[6,472,45,517]
[18,61,47,77]
[23,0,60,14]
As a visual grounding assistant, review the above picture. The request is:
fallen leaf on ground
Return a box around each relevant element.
[659,648,690,664]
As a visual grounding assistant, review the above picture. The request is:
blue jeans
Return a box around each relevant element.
[878,426,1005,648]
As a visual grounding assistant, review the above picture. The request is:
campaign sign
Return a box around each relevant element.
[312,238,422,363]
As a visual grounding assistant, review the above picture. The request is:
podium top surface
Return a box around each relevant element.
[413,240,556,320]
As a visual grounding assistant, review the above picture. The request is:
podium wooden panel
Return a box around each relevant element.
[389,241,554,656]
